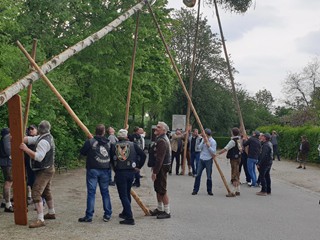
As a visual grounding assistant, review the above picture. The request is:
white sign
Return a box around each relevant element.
[172,115,186,131]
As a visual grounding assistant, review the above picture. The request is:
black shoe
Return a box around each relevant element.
[132,182,140,188]
[0,202,5,208]
[103,215,111,222]
[78,216,92,223]
[191,191,197,195]
[208,192,213,196]
[119,213,127,219]
[297,166,302,169]
[109,181,115,186]
[4,206,14,213]
[149,208,164,216]
[120,219,135,225]
[157,212,171,219]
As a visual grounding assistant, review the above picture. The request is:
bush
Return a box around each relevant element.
[258,125,320,163]
[214,136,230,150]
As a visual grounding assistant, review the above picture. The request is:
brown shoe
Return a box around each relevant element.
[29,219,45,228]
[226,192,236,197]
[256,191,267,196]
[44,213,56,220]
[235,192,240,196]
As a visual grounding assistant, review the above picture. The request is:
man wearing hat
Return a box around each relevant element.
[243,130,261,187]
[191,128,217,196]
[78,124,112,223]
[256,133,273,196]
[0,128,13,212]
[110,129,146,225]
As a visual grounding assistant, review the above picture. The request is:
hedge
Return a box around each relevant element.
[258,125,320,163]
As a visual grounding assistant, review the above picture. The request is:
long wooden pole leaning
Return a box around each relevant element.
[124,11,140,129]
[17,41,93,139]
[17,41,151,215]
[213,0,246,137]
[23,39,38,133]
[182,0,201,175]
[147,2,232,195]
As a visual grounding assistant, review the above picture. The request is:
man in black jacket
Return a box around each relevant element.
[78,124,112,223]
[111,129,146,225]
[243,131,261,187]
[256,133,273,196]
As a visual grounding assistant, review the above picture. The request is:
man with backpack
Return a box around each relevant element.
[218,127,242,197]
[0,128,14,212]
[78,124,112,223]
[111,129,146,225]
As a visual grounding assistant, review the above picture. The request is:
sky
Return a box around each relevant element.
[165,0,320,105]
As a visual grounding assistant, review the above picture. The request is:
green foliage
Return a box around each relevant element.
[258,125,320,163]
[214,136,230,149]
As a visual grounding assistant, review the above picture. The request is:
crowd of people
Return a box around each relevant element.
[0,120,314,228]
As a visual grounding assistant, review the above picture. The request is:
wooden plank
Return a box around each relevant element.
[8,95,28,225]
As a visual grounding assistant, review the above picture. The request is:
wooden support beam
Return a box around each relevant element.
[8,95,28,225]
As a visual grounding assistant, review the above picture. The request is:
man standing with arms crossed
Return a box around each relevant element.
[149,121,172,219]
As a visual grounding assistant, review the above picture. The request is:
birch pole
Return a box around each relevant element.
[182,0,201,175]
[213,0,247,137]
[23,39,38,133]
[147,2,233,195]
[0,1,146,106]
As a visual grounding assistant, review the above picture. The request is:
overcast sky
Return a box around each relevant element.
[166,0,320,105]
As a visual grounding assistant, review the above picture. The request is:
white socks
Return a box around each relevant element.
[38,212,44,221]
[164,204,170,214]
[48,208,55,214]
[157,202,164,211]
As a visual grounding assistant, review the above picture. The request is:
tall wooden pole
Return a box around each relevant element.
[23,39,38,133]
[8,95,28,225]
[17,41,150,215]
[182,0,201,175]
[213,0,247,136]
[124,11,140,129]
[147,2,232,195]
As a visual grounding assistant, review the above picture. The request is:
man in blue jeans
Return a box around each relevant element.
[78,124,112,223]
[243,131,261,187]
[189,128,202,177]
[191,128,216,196]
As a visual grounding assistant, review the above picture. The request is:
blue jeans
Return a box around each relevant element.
[193,159,213,193]
[85,168,112,219]
[115,170,135,220]
[247,158,258,186]
[190,152,200,175]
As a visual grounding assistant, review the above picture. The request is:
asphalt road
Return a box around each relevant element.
[0,155,319,240]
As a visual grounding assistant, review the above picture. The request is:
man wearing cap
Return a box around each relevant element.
[78,124,112,223]
[111,129,146,225]
[256,133,273,196]
[243,131,261,187]
[0,128,13,212]
[191,128,217,196]
[20,120,56,228]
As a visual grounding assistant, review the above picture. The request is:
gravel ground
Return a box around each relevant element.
[0,156,319,240]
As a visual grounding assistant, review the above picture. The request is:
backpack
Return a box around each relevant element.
[226,139,241,159]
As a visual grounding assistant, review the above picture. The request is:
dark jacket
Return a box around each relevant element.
[80,136,111,170]
[0,133,11,167]
[300,141,310,155]
[110,140,146,171]
[153,134,171,175]
[257,141,273,167]
[243,136,261,159]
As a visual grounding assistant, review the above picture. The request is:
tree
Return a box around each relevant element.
[255,89,274,111]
